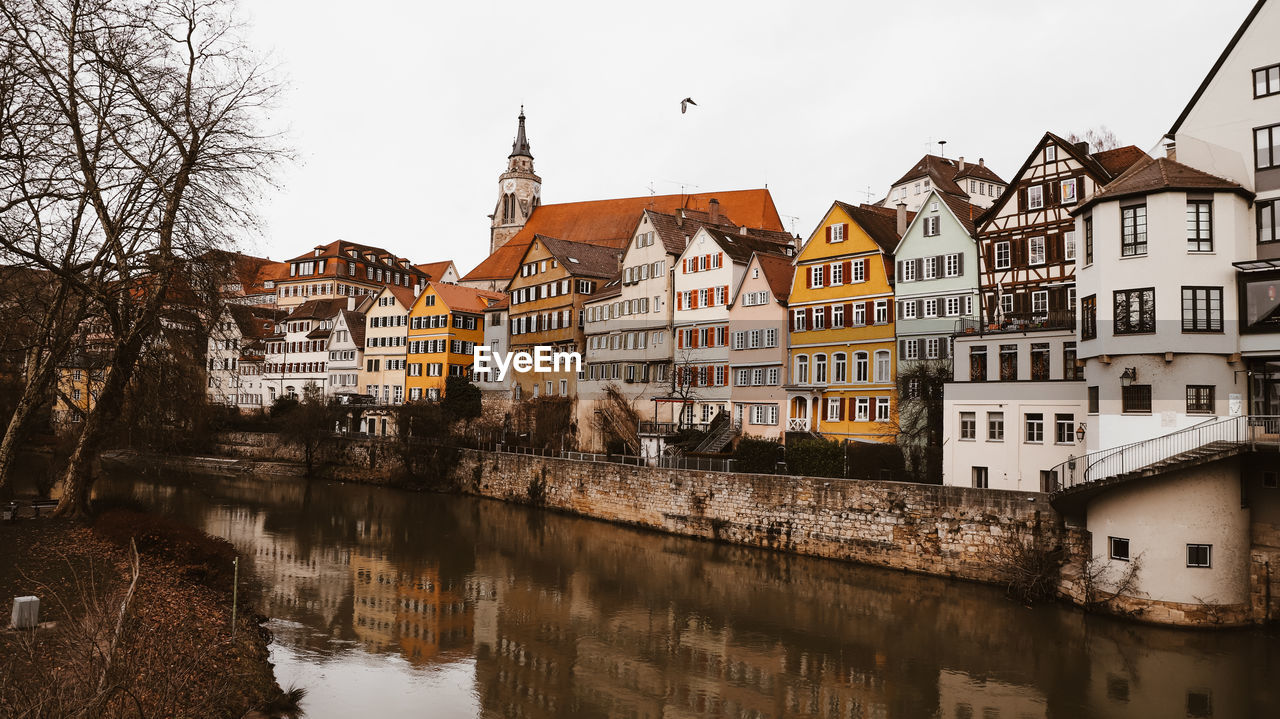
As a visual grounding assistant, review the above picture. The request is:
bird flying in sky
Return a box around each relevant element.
[680,97,697,114]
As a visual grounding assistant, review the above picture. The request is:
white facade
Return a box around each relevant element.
[475,304,512,397]
[326,311,365,398]
[206,311,244,407]
[943,329,1086,491]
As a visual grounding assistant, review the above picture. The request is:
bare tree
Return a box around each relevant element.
[0,0,286,515]
[1067,126,1121,153]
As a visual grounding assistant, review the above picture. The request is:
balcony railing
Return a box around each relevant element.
[954,310,1076,337]
[638,421,680,436]
[1049,415,1280,492]
[787,417,810,432]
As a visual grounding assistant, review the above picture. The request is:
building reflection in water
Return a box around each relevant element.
[97,471,1279,719]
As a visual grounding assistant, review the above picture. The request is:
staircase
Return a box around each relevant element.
[1049,415,1279,504]
[693,411,741,454]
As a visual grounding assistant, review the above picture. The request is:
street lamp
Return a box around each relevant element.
[1076,422,1086,443]
[1119,367,1137,387]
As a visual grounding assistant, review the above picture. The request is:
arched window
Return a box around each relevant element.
[874,350,892,383]
[854,352,869,383]
[833,353,847,383]
[795,355,809,384]
[814,354,827,384]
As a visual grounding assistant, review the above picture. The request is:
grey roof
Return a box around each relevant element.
[510,107,532,159]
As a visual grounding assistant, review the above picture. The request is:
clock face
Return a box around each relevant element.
[502,179,515,193]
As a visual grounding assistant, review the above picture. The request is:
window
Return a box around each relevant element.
[854,352,869,383]
[901,260,916,282]
[1031,343,1050,380]
[1000,294,1013,316]
[850,260,865,283]
[1028,184,1044,210]
[1113,288,1155,334]
[826,398,840,422]
[1025,413,1044,443]
[1045,145,1056,162]
[1186,544,1212,568]
[1031,291,1048,316]
[854,397,869,421]
[924,216,940,236]
[1029,236,1045,265]
[903,339,919,360]
[1181,286,1223,332]
[969,346,987,382]
[999,344,1018,381]
[923,299,938,317]
[922,257,937,279]
[1088,386,1099,414]
[831,262,844,285]
[795,355,809,384]
[900,301,916,320]
[1084,216,1094,264]
[875,397,890,422]
[945,253,960,277]
[810,265,824,288]
[1063,342,1081,380]
[1256,63,1280,98]
[831,224,845,242]
[1187,200,1213,252]
[972,467,989,489]
[1121,205,1147,256]
[1256,123,1280,170]
[995,242,1011,269]
[1064,231,1076,260]
[1109,537,1130,561]
[1261,200,1280,244]
[1122,384,1152,413]
[988,412,1004,441]
[1060,178,1078,205]
[873,350,891,383]
[1055,414,1075,444]
[874,300,888,325]
[833,353,847,383]
[793,309,806,331]
[1082,295,1097,340]
[960,412,976,440]
[945,297,960,316]
[926,337,939,359]
[814,354,828,384]
[1187,385,1215,414]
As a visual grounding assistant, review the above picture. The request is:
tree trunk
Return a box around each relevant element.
[54,329,147,519]
[0,359,57,494]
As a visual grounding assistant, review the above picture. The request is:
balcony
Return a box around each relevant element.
[954,310,1076,337]
[638,421,680,436]
[787,417,810,432]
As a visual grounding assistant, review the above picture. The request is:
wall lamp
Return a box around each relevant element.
[1076,422,1086,443]
[1119,367,1138,387]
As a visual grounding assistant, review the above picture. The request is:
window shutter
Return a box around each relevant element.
[865,300,874,321]
[805,307,813,328]
[1015,292,1030,314]
[806,268,812,289]
[826,226,832,242]
[896,260,904,279]
[823,264,831,286]
[842,260,852,280]
[838,397,846,421]
[723,285,730,304]
[842,223,850,240]
[940,338,950,360]
[863,258,870,280]
[956,254,964,275]
[791,312,798,332]
[1018,187,1028,212]
[899,338,908,357]
[718,252,724,268]
[844,302,853,320]
[676,292,682,310]
[886,302,894,324]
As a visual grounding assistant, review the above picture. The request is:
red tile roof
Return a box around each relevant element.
[833,201,903,255]
[428,282,507,314]
[891,155,1006,198]
[414,261,456,281]
[461,189,785,282]
[1091,146,1149,178]
[753,253,795,304]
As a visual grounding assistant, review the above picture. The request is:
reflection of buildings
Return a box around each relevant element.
[937,670,1047,719]
[352,547,399,654]
[396,565,474,666]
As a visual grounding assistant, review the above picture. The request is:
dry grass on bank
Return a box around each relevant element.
[0,511,298,718]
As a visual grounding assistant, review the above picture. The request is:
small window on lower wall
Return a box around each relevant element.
[1109,537,1130,561]
[1263,471,1278,489]
[1187,544,1212,568]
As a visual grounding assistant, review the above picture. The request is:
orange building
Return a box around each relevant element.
[405,283,505,400]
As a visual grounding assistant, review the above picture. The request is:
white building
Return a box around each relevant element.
[262,298,352,402]
[882,154,1007,213]
[327,307,367,399]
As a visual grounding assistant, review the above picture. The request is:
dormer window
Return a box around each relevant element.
[314,249,322,257]
[1045,145,1057,162]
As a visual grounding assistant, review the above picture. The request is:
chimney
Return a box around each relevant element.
[958,156,966,172]
[739,226,748,236]
[896,201,908,236]
[675,209,684,228]
[979,157,985,167]
[1075,141,1090,156]
[709,198,721,225]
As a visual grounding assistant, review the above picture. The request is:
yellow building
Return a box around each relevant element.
[785,202,902,442]
[406,283,505,400]
[54,355,106,423]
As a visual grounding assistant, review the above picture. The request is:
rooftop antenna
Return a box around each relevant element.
[938,140,948,159]
[780,214,800,235]
[864,185,875,204]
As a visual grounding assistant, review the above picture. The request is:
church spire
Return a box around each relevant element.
[509,106,532,159]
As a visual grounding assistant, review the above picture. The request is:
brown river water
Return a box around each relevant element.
[93,470,1280,718]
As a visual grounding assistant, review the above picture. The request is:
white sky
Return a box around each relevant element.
[237,0,1256,274]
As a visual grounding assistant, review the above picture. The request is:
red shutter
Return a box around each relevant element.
[805,307,813,328]
[806,267,812,289]
[842,223,850,240]
[862,258,870,280]
[886,301,894,324]
[838,397,846,421]
[865,301,874,322]
[676,292,682,310]
[682,258,688,273]
[844,302,853,321]
[718,252,724,268]
[823,264,831,285]
[825,226,832,242]
[842,260,851,280]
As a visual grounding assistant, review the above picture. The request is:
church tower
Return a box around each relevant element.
[490,107,542,254]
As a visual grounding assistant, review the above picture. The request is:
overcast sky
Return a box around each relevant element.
[237,0,1256,274]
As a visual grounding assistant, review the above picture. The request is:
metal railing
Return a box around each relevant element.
[638,421,680,436]
[954,310,1076,337]
[1050,415,1279,492]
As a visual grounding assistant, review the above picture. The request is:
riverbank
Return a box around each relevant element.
[0,508,296,717]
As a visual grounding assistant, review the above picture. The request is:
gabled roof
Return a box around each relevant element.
[413,260,457,282]
[894,190,982,254]
[284,298,348,322]
[378,283,418,310]
[697,226,796,265]
[428,282,507,314]
[227,304,285,339]
[536,236,623,279]
[832,201,902,255]
[1074,156,1252,213]
[284,240,425,281]
[976,132,1150,227]
[891,154,1006,197]
[1169,0,1268,134]
[753,253,795,304]
[340,310,366,347]
[461,189,785,282]
[645,207,796,257]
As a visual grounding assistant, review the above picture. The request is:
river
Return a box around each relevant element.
[93,470,1279,718]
